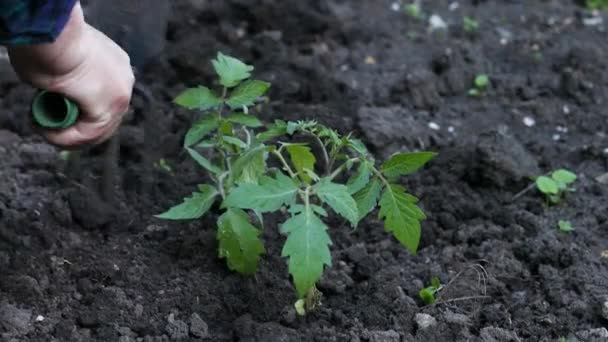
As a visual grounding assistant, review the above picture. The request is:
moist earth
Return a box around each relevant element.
[1,1,608,341]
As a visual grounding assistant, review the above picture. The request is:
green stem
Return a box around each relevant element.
[371,166,391,188]
[272,149,298,179]
[329,158,361,181]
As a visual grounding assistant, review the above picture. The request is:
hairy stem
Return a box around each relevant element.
[272,149,297,179]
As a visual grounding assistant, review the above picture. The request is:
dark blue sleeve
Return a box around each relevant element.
[0,0,78,45]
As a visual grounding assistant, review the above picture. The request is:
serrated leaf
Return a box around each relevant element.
[187,147,222,175]
[379,184,426,253]
[226,113,263,128]
[156,185,218,220]
[353,178,383,221]
[347,161,372,194]
[318,126,342,146]
[226,80,271,109]
[230,144,268,185]
[174,86,221,110]
[222,136,248,149]
[313,178,359,227]
[217,208,265,274]
[287,121,300,135]
[281,205,332,298]
[225,173,298,212]
[536,176,559,194]
[212,52,254,88]
[348,138,369,156]
[238,148,266,184]
[381,152,437,179]
[184,115,219,147]
[257,120,288,142]
[552,169,577,185]
[286,145,316,183]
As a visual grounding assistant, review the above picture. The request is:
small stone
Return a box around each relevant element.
[443,311,471,325]
[601,299,608,321]
[134,304,144,317]
[563,105,570,114]
[479,327,520,341]
[552,134,561,141]
[365,56,376,65]
[449,2,459,11]
[414,313,437,330]
[390,2,400,12]
[367,330,400,342]
[428,122,440,130]
[523,116,536,127]
[165,313,189,340]
[189,313,209,338]
[429,15,448,31]
[448,126,455,133]
[35,315,44,322]
[569,328,608,341]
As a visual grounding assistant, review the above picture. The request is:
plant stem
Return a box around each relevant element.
[306,132,330,175]
[329,158,361,181]
[272,149,298,179]
[218,87,228,119]
[371,166,391,188]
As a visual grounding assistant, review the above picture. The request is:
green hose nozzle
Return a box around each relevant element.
[31,90,79,129]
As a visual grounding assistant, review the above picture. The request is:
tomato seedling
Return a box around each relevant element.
[419,277,441,304]
[157,52,437,312]
[468,74,489,96]
[463,16,479,33]
[535,169,577,204]
[558,220,574,233]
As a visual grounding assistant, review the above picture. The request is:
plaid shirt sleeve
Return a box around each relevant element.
[0,0,78,45]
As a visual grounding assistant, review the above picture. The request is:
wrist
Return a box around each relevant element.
[7,3,87,82]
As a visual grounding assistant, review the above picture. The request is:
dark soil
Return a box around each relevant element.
[2,1,608,341]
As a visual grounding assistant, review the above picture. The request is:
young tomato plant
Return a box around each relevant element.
[157,52,437,311]
[468,74,489,97]
[419,277,441,304]
[535,169,577,204]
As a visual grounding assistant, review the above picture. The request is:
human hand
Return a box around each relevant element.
[7,3,134,147]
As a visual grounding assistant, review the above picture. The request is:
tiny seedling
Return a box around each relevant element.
[468,74,490,96]
[536,169,577,204]
[587,0,608,10]
[158,52,437,313]
[154,158,173,173]
[463,16,479,33]
[419,277,441,304]
[404,3,424,20]
[558,220,574,233]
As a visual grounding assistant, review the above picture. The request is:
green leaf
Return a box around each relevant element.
[184,115,219,147]
[536,176,559,195]
[419,287,436,305]
[378,184,426,253]
[222,136,248,149]
[174,86,221,110]
[347,138,369,156]
[230,144,268,184]
[226,80,271,109]
[474,74,489,89]
[217,208,265,274]
[347,161,372,194]
[281,206,332,298]
[238,148,266,184]
[226,113,263,128]
[212,52,254,88]
[552,169,577,185]
[186,147,222,175]
[353,178,383,221]
[286,145,316,183]
[558,220,574,232]
[257,120,288,142]
[431,277,441,289]
[313,178,359,227]
[225,173,298,212]
[381,152,437,179]
[156,185,218,220]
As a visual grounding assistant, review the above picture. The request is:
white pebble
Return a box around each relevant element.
[583,16,603,26]
[428,122,441,130]
[447,126,455,133]
[556,126,568,133]
[603,148,608,155]
[563,105,570,114]
[552,134,561,141]
[449,2,460,11]
[391,2,400,12]
[523,116,536,127]
[35,315,45,322]
[500,38,508,46]
[429,15,448,31]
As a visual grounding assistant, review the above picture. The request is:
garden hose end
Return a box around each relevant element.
[31,91,79,129]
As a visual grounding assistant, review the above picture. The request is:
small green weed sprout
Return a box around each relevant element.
[404,3,424,20]
[419,277,441,304]
[158,52,437,311]
[463,16,479,33]
[535,169,577,204]
[587,0,608,10]
[468,74,490,96]
[558,220,574,233]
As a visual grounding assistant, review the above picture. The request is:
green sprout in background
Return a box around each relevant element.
[157,52,437,313]
[535,169,577,204]
[404,3,424,20]
[587,0,608,10]
[419,277,441,304]
[468,74,490,96]
[463,16,479,33]
[558,220,574,233]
